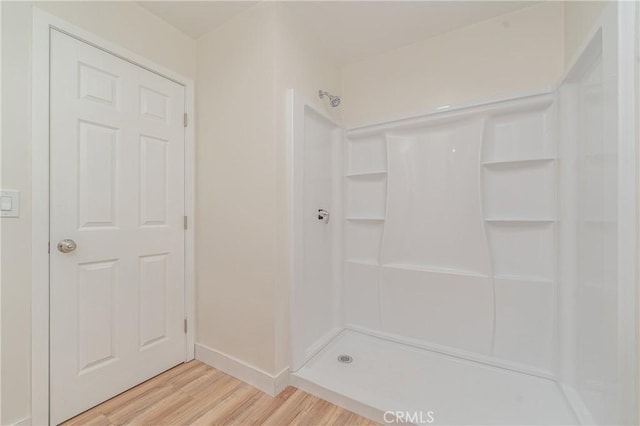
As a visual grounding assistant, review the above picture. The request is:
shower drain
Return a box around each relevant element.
[337,354,353,364]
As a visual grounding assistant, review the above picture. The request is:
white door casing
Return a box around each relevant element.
[50,30,186,424]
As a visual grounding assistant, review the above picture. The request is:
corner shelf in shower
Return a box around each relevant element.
[481,157,556,168]
[345,170,387,178]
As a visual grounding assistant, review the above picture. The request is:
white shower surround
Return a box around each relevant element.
[289,3,637,425]
[342,93,557,377]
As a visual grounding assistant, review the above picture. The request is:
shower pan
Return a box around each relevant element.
[289,4,637,425]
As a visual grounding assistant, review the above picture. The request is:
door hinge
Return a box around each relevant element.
[184,318,188,333]
[48,242,50,254]
[183,113,188,128]
[184,216,187,230]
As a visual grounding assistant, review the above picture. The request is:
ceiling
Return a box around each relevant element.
[138,1,538,64]
[138,1,259,39]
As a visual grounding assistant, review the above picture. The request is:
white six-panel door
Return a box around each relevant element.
[50,30,186,424]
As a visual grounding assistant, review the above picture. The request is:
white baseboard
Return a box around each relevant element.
[274,366,290,395]
[195,343,289,397]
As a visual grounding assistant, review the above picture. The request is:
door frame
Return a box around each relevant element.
[31,8,196,425]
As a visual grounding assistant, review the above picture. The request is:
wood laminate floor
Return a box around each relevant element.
[62,360,378,426]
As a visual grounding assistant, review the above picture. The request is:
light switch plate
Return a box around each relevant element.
[0,190,20,218]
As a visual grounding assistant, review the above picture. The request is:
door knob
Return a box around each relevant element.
[57,239,77,253]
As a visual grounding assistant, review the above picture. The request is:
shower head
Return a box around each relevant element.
[319,90,341,107]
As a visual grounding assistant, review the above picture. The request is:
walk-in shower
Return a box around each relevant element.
[290,4,637,425]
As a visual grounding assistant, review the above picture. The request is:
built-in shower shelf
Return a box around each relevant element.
[345,259,379,267]
[346,217,385,222]
[346,170,387,178]
[482,157,556,168]
[381,263,489,278]
[485,218,556,224]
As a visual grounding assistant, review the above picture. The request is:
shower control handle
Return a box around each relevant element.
[318,209,330,224]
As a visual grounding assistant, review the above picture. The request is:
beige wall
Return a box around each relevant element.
[195,2,342,375]
[195,2,279,374]
[1,4,33,424]
[341,2,565,127]
[0,2,195,424]
[563,1,607,67]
